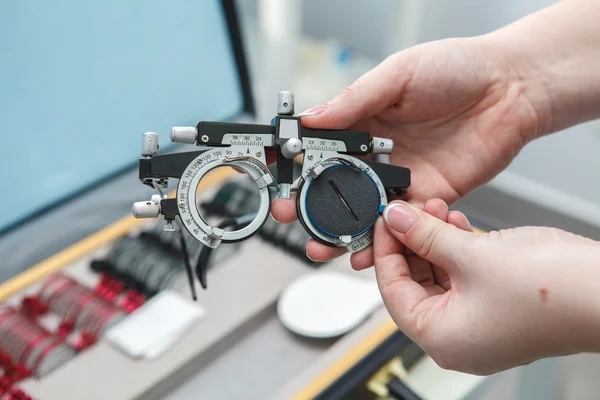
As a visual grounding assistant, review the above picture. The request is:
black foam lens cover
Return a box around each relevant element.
[305,166,380,237]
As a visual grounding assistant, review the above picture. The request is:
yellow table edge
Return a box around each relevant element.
[0,168,235,301]
[292,226,485,400]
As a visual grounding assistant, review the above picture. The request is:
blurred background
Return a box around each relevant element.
[1,1,600,399]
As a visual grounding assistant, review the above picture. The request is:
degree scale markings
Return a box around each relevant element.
[350,229,373,252]
[229,135,264,148]
[229,141,264,147]
[179,151,225,247]
[177,142,271,249]
[304,139,340,152]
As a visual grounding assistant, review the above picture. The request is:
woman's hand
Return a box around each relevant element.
[272,35,542,264]
[374,199,600,375]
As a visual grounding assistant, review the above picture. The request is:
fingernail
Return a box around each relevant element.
[305,251,320,262]
[383,202,418,233]
[297,104,328,116]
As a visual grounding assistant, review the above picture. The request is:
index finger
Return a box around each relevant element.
[299,53,410,129]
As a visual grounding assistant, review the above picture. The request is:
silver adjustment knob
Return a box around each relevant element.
[171,126,198,144]
[372,137,393,164]
[375,154,391,164]
[132,200,160,219]
[142,132,159,157]
[281,138,302,159]
[277,91,295,115]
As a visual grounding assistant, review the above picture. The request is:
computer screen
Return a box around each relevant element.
[0,0,247,232]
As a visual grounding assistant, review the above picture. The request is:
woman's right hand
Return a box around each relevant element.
[272,34,546,265]
[373,199,600,375]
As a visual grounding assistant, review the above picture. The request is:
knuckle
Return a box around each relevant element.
[415,220,445,258]
[339,80,361,101]
[332,81,365,120]
[383,52,403,66]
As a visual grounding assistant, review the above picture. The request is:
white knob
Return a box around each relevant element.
[278,91,295,115]
[281,138,302,159]
[171,126,198,144]
[132,201,160,219]
[142,132,159,156]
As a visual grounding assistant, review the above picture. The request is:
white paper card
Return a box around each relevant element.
[104,290,205,360]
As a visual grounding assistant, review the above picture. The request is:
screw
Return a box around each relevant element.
[360,144,368,152]
[201,135,209,143]
[379,141,384,147]
[255,151,262,157]
[307,154,314,160]
[365,167,371,172]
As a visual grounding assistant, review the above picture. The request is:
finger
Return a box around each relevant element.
[402,199,443,256]
[350,246,374,270]
[423,199,451,288]
[432,267,451,291]
[382,200,474,270]
[423,199,449,221]
[297,54,409,129]
[372,218,430,322]
[306,239,347,262]
[448,210,474,232]
[270,195,297,224]
[405,254,436,288]
[407,198,426,211]
[400,200,427,257]
[349,200,437,270]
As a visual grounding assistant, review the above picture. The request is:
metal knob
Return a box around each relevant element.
[281,138,302,159]
[142,132,159,157]
[277,91,295,115]
[171,126,198,144]
[372,137,393,164]
[375,154,391,164]
[132,201,160,219]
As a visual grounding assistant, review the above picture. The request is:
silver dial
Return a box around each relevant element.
[177,144,273,248]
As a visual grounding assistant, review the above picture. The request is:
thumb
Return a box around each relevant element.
[382,200,474,268]
[297,54,408,129]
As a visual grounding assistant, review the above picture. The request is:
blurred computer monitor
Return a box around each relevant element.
[0,0,253,235]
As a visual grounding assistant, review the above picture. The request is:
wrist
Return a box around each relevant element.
[469,32,548,144]
[480,0,600,137]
